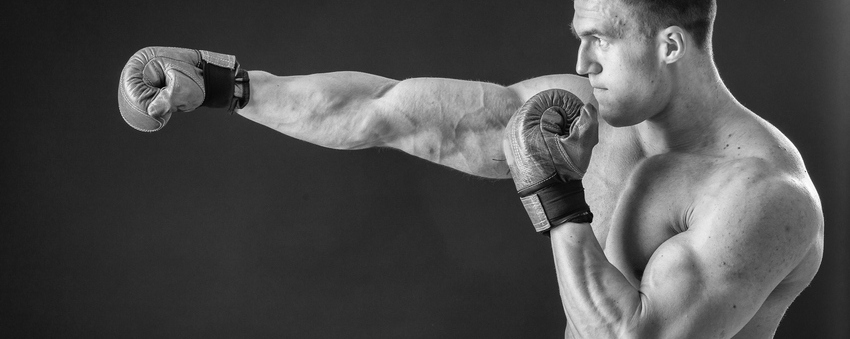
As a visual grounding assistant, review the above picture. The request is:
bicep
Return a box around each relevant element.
[371,74,592,178]
[633,178,818,338]
[634,236,766,338]
[376,78,522,178]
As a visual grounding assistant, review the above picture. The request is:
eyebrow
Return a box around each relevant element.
[570,23,623,39]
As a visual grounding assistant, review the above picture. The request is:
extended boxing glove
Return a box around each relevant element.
[503,89,598,233]
[117,47,250,132]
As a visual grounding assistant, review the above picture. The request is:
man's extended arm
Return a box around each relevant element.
[116,46,592,179]
[237,71,593,178]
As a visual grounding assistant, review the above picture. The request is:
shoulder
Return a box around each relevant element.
[693,110,816,217]
[714,158,813,206]
[680,107,825,271]
[725,109,812,179]
[689,154,823,265]
[701,108,822,224]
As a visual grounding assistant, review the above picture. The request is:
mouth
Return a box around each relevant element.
[590,83,607,90]
[588,78,605,90]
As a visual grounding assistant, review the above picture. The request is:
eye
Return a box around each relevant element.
[594,37,610,49]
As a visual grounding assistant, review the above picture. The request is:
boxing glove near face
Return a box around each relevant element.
[503,89,598,233]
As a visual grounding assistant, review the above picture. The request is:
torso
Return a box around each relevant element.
[581,112,823,338]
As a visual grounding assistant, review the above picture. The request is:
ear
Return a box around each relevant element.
[657,26,686,64]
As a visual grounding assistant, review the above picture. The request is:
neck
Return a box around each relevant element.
[635,59,740,155]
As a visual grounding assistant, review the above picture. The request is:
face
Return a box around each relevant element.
[572,0,670,127]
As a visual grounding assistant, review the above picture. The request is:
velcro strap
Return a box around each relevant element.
[201,62,235,108]
[521,194,552,232]
[519,180,593,233]
[199,50,236,69]
[198,50,238,108]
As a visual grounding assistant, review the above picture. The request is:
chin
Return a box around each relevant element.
[599,108,633,127]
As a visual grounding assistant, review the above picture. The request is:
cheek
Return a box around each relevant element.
[611,60,660,102]
[594,46,661,124]
[598,76,660,125]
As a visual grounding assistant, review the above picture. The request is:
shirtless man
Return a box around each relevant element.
[117,0,823,337]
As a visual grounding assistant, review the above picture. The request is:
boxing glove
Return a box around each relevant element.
[117,47,249,132]
[503,89,598,233]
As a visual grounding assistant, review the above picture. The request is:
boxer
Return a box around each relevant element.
[117,0,823,337]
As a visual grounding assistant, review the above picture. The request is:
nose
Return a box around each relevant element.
[576,41,602,75]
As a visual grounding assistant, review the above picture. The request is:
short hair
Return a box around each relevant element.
[618,0,717,49]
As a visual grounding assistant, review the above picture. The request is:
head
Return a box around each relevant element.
[571,0,717,126]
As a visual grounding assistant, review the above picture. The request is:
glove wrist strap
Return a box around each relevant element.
[519,177,593,234]
[201,61,235,108]
[197,50,250,112]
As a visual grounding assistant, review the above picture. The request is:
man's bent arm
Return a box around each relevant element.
[548,171,821,338]
[237,71,592,178]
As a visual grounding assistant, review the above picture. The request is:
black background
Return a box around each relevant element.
[2,0,848,338]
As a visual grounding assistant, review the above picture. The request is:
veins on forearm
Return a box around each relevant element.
[551,226,643,337]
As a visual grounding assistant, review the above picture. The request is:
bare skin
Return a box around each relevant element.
[550,0,822,337]
[231,1,823,337]
[237,72,593,178]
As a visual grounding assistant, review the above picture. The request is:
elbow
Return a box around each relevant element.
[346,83,403,149]
[349,112,395,149]
[315,94,397,150]
[326,98,404,150]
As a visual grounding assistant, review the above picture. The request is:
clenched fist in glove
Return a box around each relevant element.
[503,89,598,234]
[117,47,250,132]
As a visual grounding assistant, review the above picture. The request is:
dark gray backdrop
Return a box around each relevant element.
[2,0,848,338]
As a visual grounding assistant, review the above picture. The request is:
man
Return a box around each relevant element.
[118,0,823,338]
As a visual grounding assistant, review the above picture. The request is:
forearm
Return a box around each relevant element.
[236,71,520,177]
[549,223,642,338]
[237,70,400,149]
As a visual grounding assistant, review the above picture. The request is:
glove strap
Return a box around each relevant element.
[202,62,235,108]
[198,50,250,112]
[519,175,593,234]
